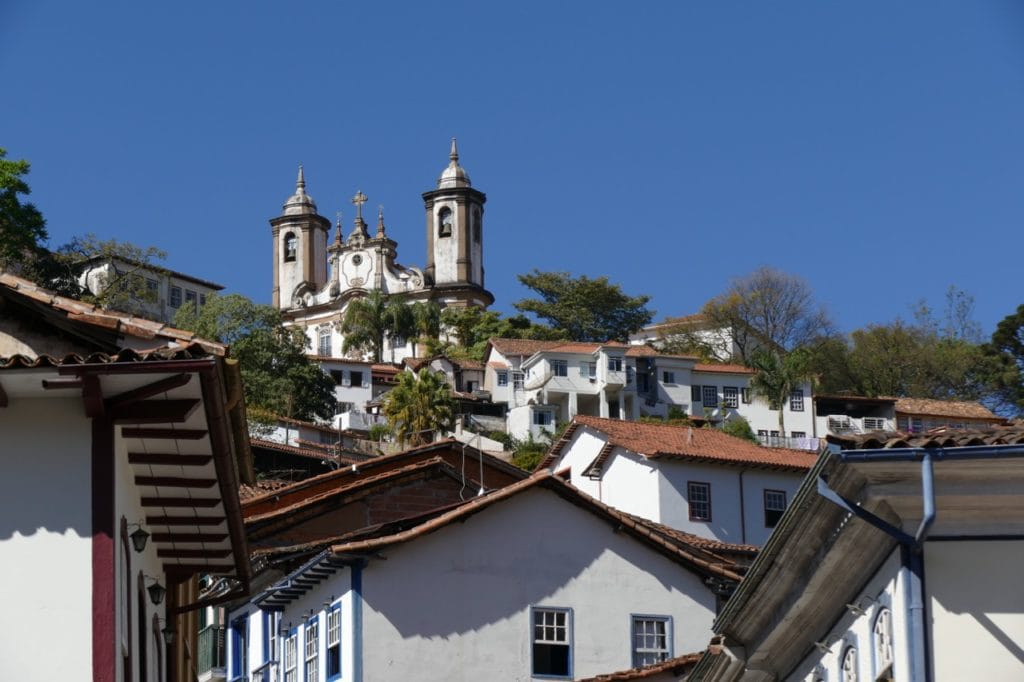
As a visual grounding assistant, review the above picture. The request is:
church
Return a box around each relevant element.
[269,140,493,364]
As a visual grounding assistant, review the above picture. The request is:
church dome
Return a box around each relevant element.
[283,165,319,215]
[437,138,472,189]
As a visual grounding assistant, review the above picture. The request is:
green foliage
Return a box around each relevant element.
[719,415,758,443]
[368,423,392,442]
[440,306,566,361]
[52,234,168,313]
[667,405,688,421]
[382,368,455,446]
[173,293,336,421]
[749,348,813,433]
[0,148,48,270]
[984,303,1024,415]
[514,269,654,342]
[341,291,419,362]
[510,432,549,471]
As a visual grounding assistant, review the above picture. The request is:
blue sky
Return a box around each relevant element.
[3,1,1023,336]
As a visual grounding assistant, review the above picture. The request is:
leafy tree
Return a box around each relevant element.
[382,368,455,446]
[0,148,48,270]
[984,304,1024,415]
[702,267,833,362]
[341,291,418,362]
[410,301,441,345]
[47,234,168,313]
[719,415,758,444]
[439,306,566,362]
[749,349,813,434]
[173,293,336,421]
[514,269,654,342]
[510,433,549,471]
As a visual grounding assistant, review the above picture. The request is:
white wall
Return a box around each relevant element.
[0,398,94,680]
[927,540,1024,681]
[359,488,717,680]
[433,199,459,284]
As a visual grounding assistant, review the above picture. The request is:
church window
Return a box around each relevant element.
[438,208,453,238]
[284,233,297,262]
[318,329,332,357]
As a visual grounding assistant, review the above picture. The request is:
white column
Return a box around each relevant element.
[617,392,625,420]
[569,392,579,420]
[599,390,609,418]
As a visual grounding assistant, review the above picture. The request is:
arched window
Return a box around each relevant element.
[284,233,297,262]
[841,645,857,682]
[472,207,482,243]
[874,608,894,677]
[438,207,453,238]
[318,327,332,357]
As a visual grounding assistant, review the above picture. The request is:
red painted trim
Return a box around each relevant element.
[93,418,116,682]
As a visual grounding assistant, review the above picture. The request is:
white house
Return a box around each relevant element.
[691,425,1024,682]
[226,471,746,682]
[77,255,224,323]
[629,313,768,364]
[539,415,818,546]
[0,272,251,682]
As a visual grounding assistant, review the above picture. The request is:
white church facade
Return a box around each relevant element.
[270,140,493,368]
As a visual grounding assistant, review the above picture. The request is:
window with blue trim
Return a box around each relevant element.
[632,615,671,667]
[326,604,342,680]
[305,615,320,682]
[283,628,298,682]
[532,607,571,678]
[229,617,247,681]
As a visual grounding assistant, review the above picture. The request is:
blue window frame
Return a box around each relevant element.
[631,614,672,667]
[326,603,342,680]
[531,606,572,679]
[229,616,247,681]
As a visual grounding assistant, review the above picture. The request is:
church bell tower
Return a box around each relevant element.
[422,139,490,307]
[270,166,330,309]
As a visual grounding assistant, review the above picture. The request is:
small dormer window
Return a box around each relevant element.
[284,233,297,262]
[438,207,453,238]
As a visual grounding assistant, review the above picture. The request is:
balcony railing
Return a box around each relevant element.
[197,625,226,675]
[252,661,280,682]
[758,435,821,451]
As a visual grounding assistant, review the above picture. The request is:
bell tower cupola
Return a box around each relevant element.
[270,165,331,309]
[422,139,492,307]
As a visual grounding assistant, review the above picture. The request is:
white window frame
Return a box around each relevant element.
[608,356,623,372]
[874,608,893,678]
[764,489,787,528]
[631,615,672,667]
[305,616,319,682]
[841,645,858,682]
[789,389,805,412]
[723,386,739,408]
[688,481,712,521]
[283,631,298,682]
[551,360,567,377]
[532,607,572,679]
[326,605,341,680]
[318,329,332,357]
[512,371,524,390]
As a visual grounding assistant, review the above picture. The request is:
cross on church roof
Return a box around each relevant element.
[351,190,368,220]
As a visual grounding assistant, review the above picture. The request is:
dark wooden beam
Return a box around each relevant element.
[122,428,207,440]
[42,378,83,390]
[157,548,233,559]
[111,399,200,425]
[145,515,225,526]
[140,497,221,508]
[164,563,236,575]
[128,452,213,466]
[82,374,104,418]
[135,476,217,489]
[0,380,7,408]
[106,373,191,410]
[150,532,228,544]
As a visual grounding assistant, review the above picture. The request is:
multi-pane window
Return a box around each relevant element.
[532,608,571,678]
[687,482,711,521]
[283,632,297,682]
[551,360,568,377]
[723,386,739,408]
[632,616,671,667]
[497,371,509,387]
[702,385,718,408]
[789,389,805,412]
[791,431,806,439]
[608,356,623,372]
[764,489,787,527]
[534,411,553,426]
[512,372,524,390]
[185,289,198,311]
[318,329,332,357]
[305,617,319,682]
[691,384,701,401]
[841,645,857,682]
[663,371,676,385]
[741,387,751,404]
[874,609,893,678]
[169,286,183,308]
[145,278,159,298]
[586,362,597,378]
[326,606,341,679]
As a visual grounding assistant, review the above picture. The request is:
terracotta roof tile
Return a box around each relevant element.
[0,343,217,370]
[828,424,1024,450]
[250,437,359,463]
[641,313,709,331]
[488,338,566,356]
[239,479,292,501]
[578,652,704,681]
[693,362,755,375]
[894,397,1002,421]
[559,415,818,471]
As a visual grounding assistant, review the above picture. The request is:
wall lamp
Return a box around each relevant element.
[158,618,176,646]
[144,575,166,605]
[127,523,150,553]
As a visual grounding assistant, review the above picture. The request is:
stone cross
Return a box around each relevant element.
[351,190,368,219]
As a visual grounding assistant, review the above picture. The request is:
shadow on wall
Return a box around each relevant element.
[359,487,708,639]
[0,398,93,541]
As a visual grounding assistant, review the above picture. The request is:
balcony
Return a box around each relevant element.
[252,661,279,682]
[197,625,226,679]
[825,415,893,434]
[758,435,821,451]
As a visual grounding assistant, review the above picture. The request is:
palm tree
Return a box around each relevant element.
[382,368,455,446]
[410,301,441,357]
[341,291,417,362]
[748,349,813,437]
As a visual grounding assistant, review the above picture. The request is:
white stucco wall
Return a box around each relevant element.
[359,488,717,680]
[927,540,1024,681]
[0,397,94,680]
[433,200,459,284]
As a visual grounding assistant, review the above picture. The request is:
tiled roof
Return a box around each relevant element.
[488,338,564,357]
[0,272,226,355]
[578,652,704,681]
[894,397,1002,421]
[239,479,292,501]
[311,356,375,365]
[625,345,699,360]
[621,511,759,556]
[828,424,1024,451]
[0,343,217,370]
[249,437,359,463]
[641,313,709,331]
[330,471,744,582]
[549,415,818,471]
[693,362,755,375]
